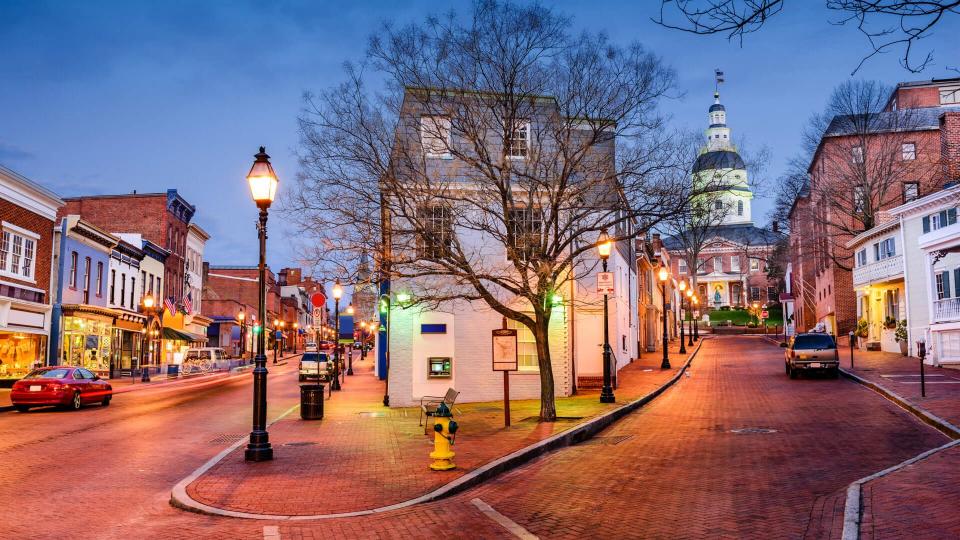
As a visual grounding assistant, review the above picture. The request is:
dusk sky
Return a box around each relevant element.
[2,1,958,278]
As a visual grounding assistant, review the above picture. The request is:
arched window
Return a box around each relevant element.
[737,200,744,216]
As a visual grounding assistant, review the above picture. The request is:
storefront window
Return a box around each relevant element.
[0,333,46,380]
[61,316,112,376]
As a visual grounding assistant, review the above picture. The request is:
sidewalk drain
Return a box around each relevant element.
[729,428,778,434]
[208,433,246,444]
[581,435,634,446]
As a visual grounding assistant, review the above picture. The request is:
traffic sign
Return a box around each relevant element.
[596,272,615,294]
[311,292,327,308]
[312,307,323,320]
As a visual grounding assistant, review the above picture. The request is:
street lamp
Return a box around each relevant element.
[346,304,355,375]
[686,289,694,346]
[244,145,278,462]
[141,294,160,383]
[677,280,687,355]
[273,318,280,364]
[280,320,286,356]
[293,322,299,354]
[693,296,700,340]
[238,310,247,361]
[331,279,343,390]
[597,229,614,403]
[658,265,671,369]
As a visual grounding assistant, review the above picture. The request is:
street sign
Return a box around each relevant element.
[761,310,769,319]
[492,328,518,371]
[311,292,326,308]
[596,272,615,294]
[312,307,323,320]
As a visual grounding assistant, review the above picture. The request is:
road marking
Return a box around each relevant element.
[471,498,538,539]
[895,381,960,384]
[263,525,280,540]
[881,374,946,378]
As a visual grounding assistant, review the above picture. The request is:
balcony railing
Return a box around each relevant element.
[852,255,904,287]
[934,298,960,322]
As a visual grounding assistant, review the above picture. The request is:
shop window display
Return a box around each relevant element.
[61,316,112,376]
[0,333,46,380]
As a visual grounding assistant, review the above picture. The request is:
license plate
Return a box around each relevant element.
[809,363,821,368]
[30,385,41,392]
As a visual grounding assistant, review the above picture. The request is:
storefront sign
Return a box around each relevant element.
[492,328,518,371]
[596,272,615,294]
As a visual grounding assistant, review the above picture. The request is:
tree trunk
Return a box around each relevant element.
[533,316,557,422]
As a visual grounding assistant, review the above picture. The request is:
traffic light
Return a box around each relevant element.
[379,295,389,314]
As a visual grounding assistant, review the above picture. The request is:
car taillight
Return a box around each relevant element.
[47,383,62,391]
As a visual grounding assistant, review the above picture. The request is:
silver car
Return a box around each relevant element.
[784,333,839,379]
[299,352,331,382]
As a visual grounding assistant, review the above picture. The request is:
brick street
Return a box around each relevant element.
[1,336,952,539]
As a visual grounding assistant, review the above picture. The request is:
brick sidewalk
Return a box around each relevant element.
[835,343,960,538]
[184,340,698,516]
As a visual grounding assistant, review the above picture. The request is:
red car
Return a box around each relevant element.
[10,366,113,412]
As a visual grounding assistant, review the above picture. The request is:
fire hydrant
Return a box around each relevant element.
[429,402,459,471]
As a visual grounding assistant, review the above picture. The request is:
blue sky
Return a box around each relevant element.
[2,1,957,276]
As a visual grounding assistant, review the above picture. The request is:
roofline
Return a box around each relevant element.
[844,219,900,249]
[0,163,65,216]
[888,184,960,217]
[63,192,167,201]
[188,222,211,241]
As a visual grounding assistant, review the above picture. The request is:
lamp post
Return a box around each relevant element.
[280,320,286,355]
[293,322,299,354]
[677,280,687,355]
[658,266,671,369]
[244,145,278,462]
[346,303,355,375]
[237,310,246,360]
[141,294,159,383]
[273,318,280,364]
[597,229,615,403]
[693,296,700,340]
[331,279,343,391]
[686,290,694,347]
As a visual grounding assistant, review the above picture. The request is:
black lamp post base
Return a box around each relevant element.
[660,358,672,369]
[599,388,615,403]
[347,367,354,376]
[245,431,273,462]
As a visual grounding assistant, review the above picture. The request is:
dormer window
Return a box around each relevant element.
[507,121,530,159]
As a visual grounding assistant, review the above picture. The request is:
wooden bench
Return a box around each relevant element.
[420,388,460,428]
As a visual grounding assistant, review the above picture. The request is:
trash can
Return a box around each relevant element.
[300,384,324,420]
[167,364,179,377]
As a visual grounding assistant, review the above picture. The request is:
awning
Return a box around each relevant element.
[162,327,207,343]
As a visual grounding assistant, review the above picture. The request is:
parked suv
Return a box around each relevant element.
[783,333,839,378]
[299,351,331,382]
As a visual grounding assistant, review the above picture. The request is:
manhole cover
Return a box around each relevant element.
[284,441,317,447]
[208,433,246,444]
[729,428,778,434]
[581,435,634,446]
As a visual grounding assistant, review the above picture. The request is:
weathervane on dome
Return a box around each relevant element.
[714,68,724,98]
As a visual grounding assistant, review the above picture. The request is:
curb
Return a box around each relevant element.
[169,339,709,520]
[838,367,960,540]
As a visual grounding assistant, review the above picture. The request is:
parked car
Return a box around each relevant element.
[783,333,839,378]
[318,340,335,351]
[299,351,332,382]
[10,366,113,411]
[303,341,318,352]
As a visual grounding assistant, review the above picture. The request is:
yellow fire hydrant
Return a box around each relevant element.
[429,402,459,471]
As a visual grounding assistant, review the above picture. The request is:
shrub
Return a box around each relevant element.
[883,316,897,329]
[719,305,731,311]
[855,318,869,338]
[895,319,908,342]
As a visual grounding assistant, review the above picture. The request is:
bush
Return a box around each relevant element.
[855,318,869,338]
[895,319,908,342]
[746,322,757,328]
[719,305,731,311]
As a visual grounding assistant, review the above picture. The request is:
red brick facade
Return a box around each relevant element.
[942,112,960,182]
[0,197,56,300]
[60,190,194,302]
[203,266,282,325]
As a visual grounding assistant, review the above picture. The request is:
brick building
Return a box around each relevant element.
[61,190,196,303]
[0,165,64,381]
[203,264,283,353]
[791,78,960,334]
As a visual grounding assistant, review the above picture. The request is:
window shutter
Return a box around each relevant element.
[944,271,952,299]
[954,268,960,298]
[949,208,958,225]
[923,216,931,233]
[940,210,949,227]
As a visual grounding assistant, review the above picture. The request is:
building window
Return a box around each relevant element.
[901,143,916,161]
[872,238,896,260]
[420,116,451,157]
[0,225,39,281]
[698,284,707,299]
[767,286,777,302]
[141,270,147,297]
[130,276,136,308]
[923,208,958,233]
[730,255,740,272]
[110,269,116,303]
[941,86,960,105]
[96,262,103,297]
[678,259,687,274]
[903,182,919,203]
[713,256,722,273]
[852,146,864,164]
[885,289,900,319]
[418,204,454,259]
[83,257,91,303]
[853,185,867,215]
[69,251,78,288]
[856,249,867,267]
[506,121,530,159]
[156,276,162,297]
[737,200,744,216]
[506,318,538,371]
[936,271,950,300]
[120,273,126,307]
[749,258,760,271]
[508,206,543,261]
[750,286,760,301]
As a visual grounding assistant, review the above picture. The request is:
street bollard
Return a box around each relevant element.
[918,340,927,398]
[849,331,855,369]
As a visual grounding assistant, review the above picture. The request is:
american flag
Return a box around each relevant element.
[715,69,724,84]
[183,291,193,314]
[164,296,176,314]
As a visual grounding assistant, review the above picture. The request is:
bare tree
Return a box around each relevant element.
[287,1,697,421]
[804,79,937,271]
[653,0,959,73]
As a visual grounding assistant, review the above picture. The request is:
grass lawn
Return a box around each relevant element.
[705,306,784,326]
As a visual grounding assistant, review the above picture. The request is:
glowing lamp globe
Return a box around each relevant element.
[597,229,612,260]
[246,146,279,208]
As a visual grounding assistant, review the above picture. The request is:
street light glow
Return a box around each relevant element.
[332,279,343,300]
[658,266,669,282]
[246,146,279,208]
[597,229,612,260]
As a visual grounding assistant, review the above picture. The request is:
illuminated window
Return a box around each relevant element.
[506,318,538,371]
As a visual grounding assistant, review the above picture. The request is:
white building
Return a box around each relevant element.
[185,223,209,315]
[847,219,905,354]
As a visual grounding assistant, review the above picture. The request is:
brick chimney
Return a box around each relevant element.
[941,111,960,185]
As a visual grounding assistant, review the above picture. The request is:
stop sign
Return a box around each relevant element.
[311,292,327,307]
